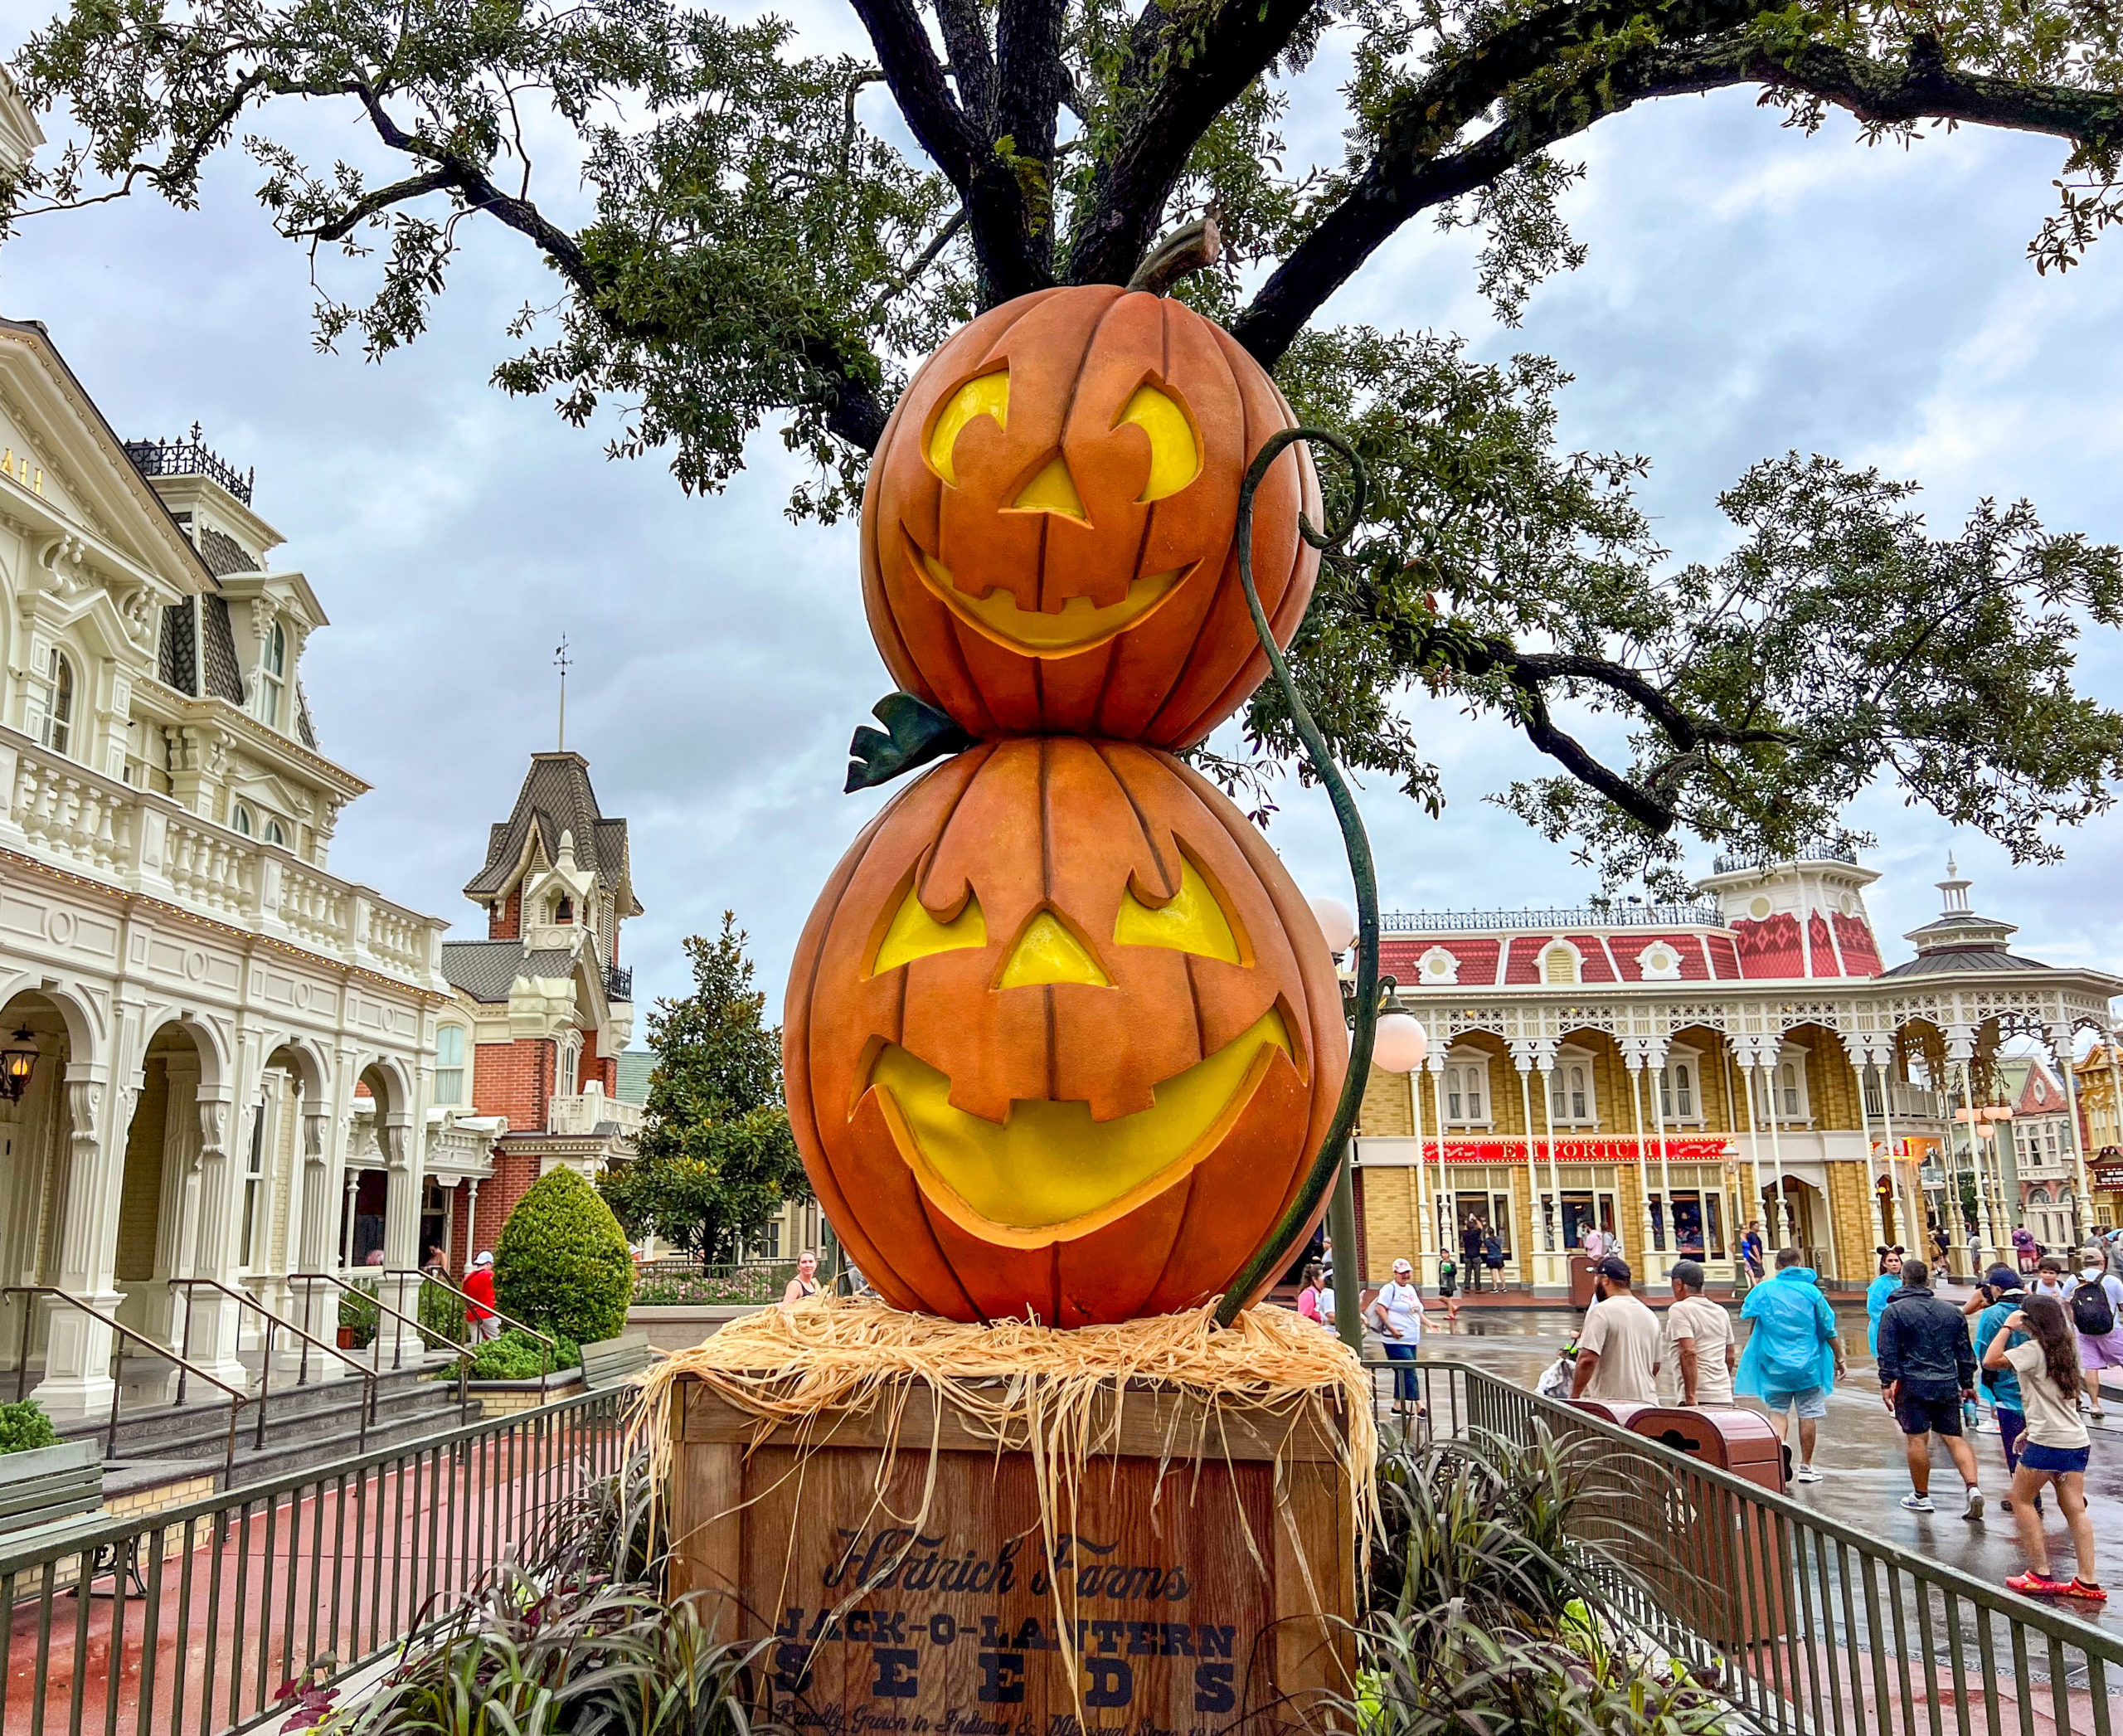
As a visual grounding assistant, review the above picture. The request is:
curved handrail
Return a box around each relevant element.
[384,1267,556,1397]
[288,1270,449,1373]
[169,1276,377,1452]
[2,1284,249,1481]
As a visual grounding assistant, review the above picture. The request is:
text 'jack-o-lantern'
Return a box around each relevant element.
[860,286,1322,750]
[785,736,1347,1325]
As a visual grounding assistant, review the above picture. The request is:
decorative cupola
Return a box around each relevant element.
[1693,842,1885,979]
[1903,857,2020,959]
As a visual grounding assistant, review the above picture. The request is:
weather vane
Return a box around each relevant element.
[555,635,571,751]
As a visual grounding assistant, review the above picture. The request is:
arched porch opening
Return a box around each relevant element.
[0,990,75,1384]
[112,1020,211,1356]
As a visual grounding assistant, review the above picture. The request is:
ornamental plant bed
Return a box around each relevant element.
[653,1302,1366,1735]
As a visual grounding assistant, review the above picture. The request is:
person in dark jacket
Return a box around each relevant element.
[1878,1257,1984,1519]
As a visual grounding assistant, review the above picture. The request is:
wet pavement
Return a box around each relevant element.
[1402,1293,2123,1635]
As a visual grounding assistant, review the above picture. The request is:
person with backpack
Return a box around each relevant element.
[2069,1247,2123,1422]
[1985,1293,2105,1602]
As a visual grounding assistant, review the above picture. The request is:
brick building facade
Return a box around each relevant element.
[1350,853,2121,1296]
[428,752,644,1272]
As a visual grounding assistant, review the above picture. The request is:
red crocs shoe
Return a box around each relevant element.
[2008,1570,2068,1597]
[2063,1579,2110,1603]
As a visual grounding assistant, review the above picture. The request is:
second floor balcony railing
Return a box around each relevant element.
[1382,903,1722,934]
[0,728,447,990]
[550,1091,644,1138]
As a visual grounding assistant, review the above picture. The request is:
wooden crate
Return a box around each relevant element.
[668,1375,1358,1735]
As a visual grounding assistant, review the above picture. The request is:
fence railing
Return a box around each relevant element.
[0,1387,629,1736]
[1379,1359,2123,1735]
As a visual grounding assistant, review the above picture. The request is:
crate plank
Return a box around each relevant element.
[668,1372,1355,1734]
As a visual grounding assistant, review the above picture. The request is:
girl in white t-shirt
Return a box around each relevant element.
[1986,1293,2103,1603]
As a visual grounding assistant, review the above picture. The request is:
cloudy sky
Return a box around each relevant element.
[4,15,2122,1032]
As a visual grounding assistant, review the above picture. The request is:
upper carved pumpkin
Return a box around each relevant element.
[861,286,1321,748]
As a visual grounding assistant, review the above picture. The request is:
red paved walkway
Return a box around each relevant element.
[3,1415,620,1736]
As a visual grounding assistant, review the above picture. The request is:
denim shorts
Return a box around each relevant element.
[1760,1386,1828,1421]
[2021,1442,2091,1476]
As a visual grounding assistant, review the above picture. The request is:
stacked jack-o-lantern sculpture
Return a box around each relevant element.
[785,284,1352,1326]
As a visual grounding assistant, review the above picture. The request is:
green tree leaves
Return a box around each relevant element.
[598,914,809,1267]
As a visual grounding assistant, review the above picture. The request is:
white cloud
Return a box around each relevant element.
[1,40,2119,1017]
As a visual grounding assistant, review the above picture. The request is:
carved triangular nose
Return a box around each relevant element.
[1010,454,1086,519]
[998,911,1109,988]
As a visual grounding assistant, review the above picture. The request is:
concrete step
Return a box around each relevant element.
[51,1362,469,1467]
[100,1395,481,1500]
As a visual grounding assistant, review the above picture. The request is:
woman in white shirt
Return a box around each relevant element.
[1366,1258,1428,1427]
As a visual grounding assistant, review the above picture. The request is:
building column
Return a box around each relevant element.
[1645,1038,1674,1288]
[1426,1058,1451,1288]
[2054,1024,2092,1248]
[1514,1058,1543,1293]
[1761,1059,1790,1250]
[1408,1069,1433,1287]
[184,1087,250,1384]
[380,1114,422,1359]
[36,1065,124,1413]
[1851,1043,1887,1255]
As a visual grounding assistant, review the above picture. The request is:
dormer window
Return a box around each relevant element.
[555,896,574,925]
[258,620,287,730]
[42,650,73,757]
[232,802,254,836]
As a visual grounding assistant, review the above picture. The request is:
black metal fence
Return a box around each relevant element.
[1379,1359,2123,1735]
[0,1388,628,1736]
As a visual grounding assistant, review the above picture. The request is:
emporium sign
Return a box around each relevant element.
[1427,1136,1735,1164]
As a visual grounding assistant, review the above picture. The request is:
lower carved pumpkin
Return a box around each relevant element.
[784,737,1347,1325]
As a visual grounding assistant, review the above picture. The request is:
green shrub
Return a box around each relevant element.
[416,1279,464,1350]
[338,1287,380,1349]
[0,1400,58,1455]
[494,1169,635,1344]
[465,1328,583,1382]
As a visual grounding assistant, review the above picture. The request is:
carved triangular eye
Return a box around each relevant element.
[1114,382,1199,503]
[872,883,986,975]
[926,372,1009,487]
[1115,857,1239,963]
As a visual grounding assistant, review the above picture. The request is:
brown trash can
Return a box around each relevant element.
[1567,1257,1599,1308]
[1623,1406,1791,1648]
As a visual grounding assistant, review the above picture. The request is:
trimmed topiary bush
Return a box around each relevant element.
[494,1169,635,1345]
[466,1329,583,1381]
[0,1400,57,1455]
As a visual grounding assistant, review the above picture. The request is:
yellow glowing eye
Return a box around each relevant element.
[1114,857,1240,963]
[1115,384,1200,503]
[872,884,987,974]
[927,372,1009,486]
[998,912,1110,989]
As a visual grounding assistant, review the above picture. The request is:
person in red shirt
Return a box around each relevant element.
[464,1251,503,1341]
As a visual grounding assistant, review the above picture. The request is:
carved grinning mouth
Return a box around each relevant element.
[906,530,1188,658]
[862,1008,1293,1247]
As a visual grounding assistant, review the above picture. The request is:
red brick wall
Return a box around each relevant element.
[459,1148,544,1270]
[580,1025,619,1094]
[488,887,522,941]
[473,1037,555,1131]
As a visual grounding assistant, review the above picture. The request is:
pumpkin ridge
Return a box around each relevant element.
[1130,315,1251,741]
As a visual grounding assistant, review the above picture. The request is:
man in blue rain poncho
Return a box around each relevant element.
[1738,1245,1847,1485]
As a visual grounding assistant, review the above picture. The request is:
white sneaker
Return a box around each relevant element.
[1964,1484,1985,1521]
[1794,1463,1824,1484]
[1900,1492,1935,1513]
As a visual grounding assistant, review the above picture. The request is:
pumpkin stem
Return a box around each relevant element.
[1212,426,1378,1335]
[1125,216,1222,295]
[845,692,976,792]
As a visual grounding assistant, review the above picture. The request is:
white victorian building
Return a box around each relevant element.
[0,296,450,1409]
